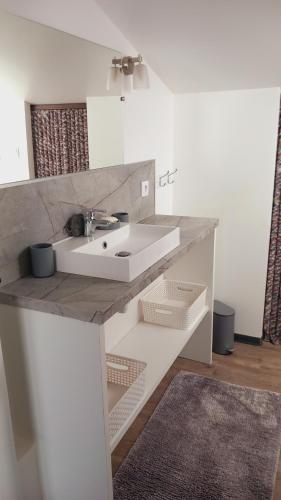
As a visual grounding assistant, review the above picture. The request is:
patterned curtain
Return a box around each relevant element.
[31,105,89,178]
[263,105,281,344]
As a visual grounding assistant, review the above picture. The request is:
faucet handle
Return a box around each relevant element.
[83,208,106,220]
[89,208,107,217]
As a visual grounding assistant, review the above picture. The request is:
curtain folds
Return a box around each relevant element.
[31,106,89,178]
[263,105,281,344]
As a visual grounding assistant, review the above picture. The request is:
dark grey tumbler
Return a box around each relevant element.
[30,243,55,278]
[213,300,235,355]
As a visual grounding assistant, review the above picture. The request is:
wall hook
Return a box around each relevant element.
[167,168,178,184]
[159,170,169,187]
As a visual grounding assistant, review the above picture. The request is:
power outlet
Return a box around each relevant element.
[141,180,149,197]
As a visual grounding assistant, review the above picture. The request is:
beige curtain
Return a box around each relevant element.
[31,104,89,178]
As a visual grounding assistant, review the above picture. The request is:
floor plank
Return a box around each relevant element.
[111,341,281,499]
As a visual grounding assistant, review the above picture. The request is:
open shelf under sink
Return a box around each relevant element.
[108,305,209,450]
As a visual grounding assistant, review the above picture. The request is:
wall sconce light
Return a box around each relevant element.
[106,54,149,92]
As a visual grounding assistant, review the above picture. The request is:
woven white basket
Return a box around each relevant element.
[106,353,146,441]
[141,279,207,330]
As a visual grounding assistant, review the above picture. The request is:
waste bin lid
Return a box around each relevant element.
[214,300,235,317]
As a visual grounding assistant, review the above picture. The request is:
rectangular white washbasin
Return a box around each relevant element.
[54,223,180,282]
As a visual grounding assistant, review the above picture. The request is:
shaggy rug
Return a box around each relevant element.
[113,372,281,500]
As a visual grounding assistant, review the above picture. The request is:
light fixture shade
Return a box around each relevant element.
[106,66,121,91]
[122,73,132,93]
[133,63,150,90]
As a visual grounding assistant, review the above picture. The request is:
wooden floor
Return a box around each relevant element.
[112,341,281,499]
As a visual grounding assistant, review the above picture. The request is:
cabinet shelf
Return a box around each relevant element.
[109,305,209,450]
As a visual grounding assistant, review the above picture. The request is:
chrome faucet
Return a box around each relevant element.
[83,208,109,237]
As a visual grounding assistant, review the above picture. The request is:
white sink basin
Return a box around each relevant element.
[54,223,180,282]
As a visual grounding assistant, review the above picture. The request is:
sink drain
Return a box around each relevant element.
[115,251,131,257]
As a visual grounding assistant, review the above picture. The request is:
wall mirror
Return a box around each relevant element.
[0,8,124,186]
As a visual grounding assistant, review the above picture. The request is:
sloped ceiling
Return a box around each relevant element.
[95,0,281,93]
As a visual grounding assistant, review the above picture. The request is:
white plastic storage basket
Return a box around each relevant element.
[141,279,207,330]
[106,353,146,442]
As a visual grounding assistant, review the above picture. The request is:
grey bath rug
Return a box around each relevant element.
[113,372,281,500]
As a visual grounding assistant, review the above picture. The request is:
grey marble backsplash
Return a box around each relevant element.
[0,160,155,287]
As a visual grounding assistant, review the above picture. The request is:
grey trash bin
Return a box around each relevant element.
[213,300,235,355]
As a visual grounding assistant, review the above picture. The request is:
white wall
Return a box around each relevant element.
[0,0,174,214]
[123,88,174,214]
[173,87,280,338]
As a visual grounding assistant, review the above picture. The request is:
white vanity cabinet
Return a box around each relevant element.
[0,230,215,500]
[0,341,21,500]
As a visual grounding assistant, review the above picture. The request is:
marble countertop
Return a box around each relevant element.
[0,215,218,325]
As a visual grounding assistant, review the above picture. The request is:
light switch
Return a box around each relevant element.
[141,180,149,197]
